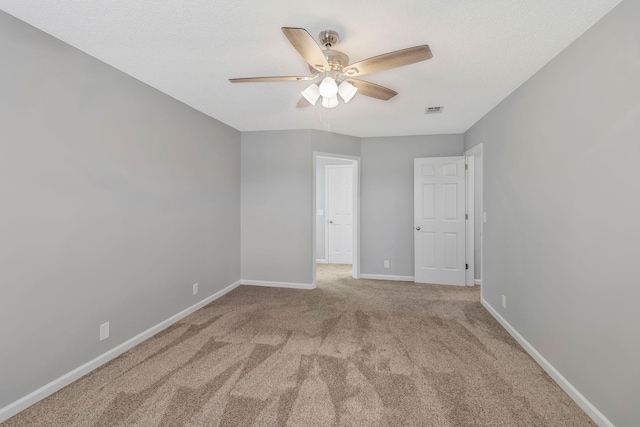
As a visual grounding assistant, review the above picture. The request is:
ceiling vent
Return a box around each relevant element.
[424,106,444,114]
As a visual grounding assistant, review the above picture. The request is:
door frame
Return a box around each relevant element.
[464,143,483,289]
[312,152,360,285]
[325,164,354,265]
[465,156,475,286]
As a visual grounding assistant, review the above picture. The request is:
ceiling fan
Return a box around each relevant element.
[229,27,433,108]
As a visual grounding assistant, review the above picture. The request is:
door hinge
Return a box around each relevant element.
[465,164,468,170]
[465,213,468,220]
[466,264,469,270]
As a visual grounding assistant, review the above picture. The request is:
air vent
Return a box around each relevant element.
[424,106,444,114]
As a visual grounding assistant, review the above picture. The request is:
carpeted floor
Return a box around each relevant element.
[4,264,594,426]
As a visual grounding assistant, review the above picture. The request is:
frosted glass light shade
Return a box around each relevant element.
[338,81,358,103]
[321,95,339,108]
[318,77,338,98]
[301,84,321,105]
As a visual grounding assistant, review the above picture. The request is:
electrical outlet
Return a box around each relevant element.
[193,283,198,295]
[384,260,390,269]
[502,295,507,309]
[100,322,109,341]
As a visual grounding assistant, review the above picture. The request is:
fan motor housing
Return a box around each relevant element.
[326,49,349,70]
[306,30,349,73]
[309,49,349,73]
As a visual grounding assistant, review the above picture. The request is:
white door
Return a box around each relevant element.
[326,165,353,264]
[414,157,466,285]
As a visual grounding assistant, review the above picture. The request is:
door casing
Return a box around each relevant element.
[465,143,484,291]
[312,152,360,286]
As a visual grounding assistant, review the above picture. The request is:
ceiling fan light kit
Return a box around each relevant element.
[322,95,339,109]
[230,27,433,109]
[301,83,321,105]
[338,80,357,103]
[318,76,339,98]
[301,78,357,108]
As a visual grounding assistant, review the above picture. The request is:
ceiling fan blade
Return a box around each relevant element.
[229,76,315,83]
[281,27,330,72]
[343,45,432,77]
[296,97,311,108]
[346,79,398,100]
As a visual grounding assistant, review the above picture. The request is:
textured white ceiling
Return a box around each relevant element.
[0,0,622,137]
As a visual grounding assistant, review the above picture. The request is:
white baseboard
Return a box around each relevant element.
[241,280,315,290]
[360,273,415,282]
[0,280,242,424]
[481,298,614,427]
[474,279,482,285]
[315,259,328,264]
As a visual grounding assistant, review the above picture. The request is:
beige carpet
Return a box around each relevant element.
[4,264,594,426]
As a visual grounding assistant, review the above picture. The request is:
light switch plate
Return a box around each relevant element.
[100,322,109,341]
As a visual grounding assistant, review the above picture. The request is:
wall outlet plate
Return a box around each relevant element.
[193,283,198,295]
[384,260,390,269]
[502,295,507,309]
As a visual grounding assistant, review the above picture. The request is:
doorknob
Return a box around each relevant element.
[416,226,421,230]
[329,220,334,223]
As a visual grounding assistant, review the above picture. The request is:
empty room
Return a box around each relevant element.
[0,1,638,426]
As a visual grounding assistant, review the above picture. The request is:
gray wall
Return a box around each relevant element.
[360,135,464,276]
[316,157,353,261]
[241,130,359,284]
[464,1,640,425]
[0,11,241,410]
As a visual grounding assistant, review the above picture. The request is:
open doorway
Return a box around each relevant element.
[312,152,360,286]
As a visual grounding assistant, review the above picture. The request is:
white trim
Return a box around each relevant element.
[464,143,483,156]
[481,298,614,427]
[315,259,328,264]
[360,274,415,282]
[0,279,242,423]
[324,164,330,264]
[354,159,360,280]
[474,279,482,285]
[464,143,483,297]
[241,280,315,290]
[465,156,475,286]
